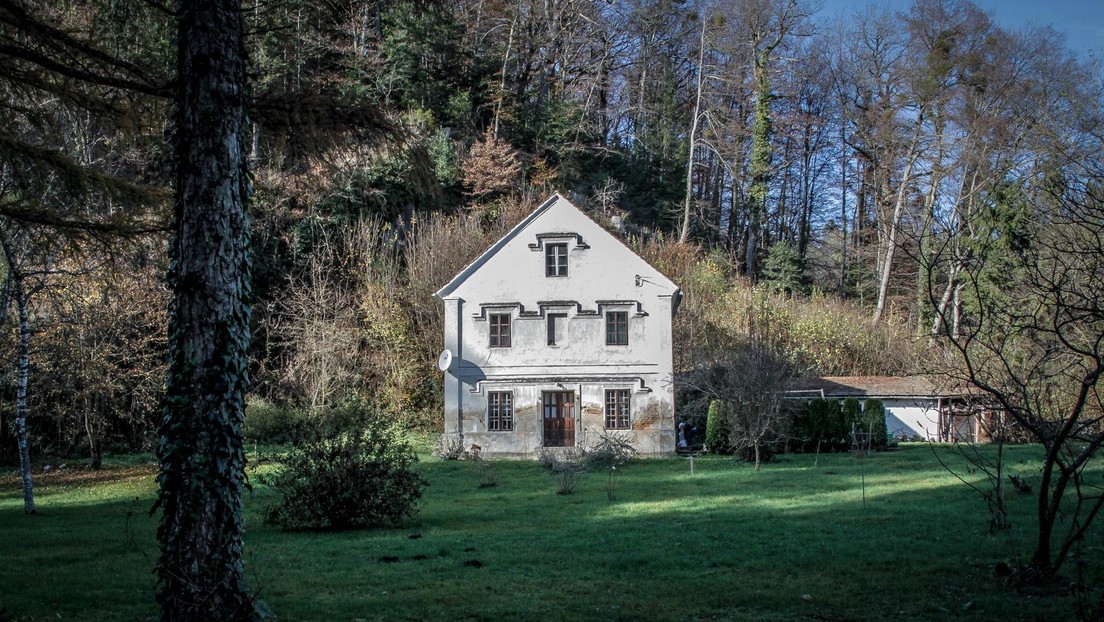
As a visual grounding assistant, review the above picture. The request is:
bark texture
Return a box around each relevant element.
[0,228,36,515]
[155,0,255,619]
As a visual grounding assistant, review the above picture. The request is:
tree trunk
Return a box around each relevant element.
[679,17,707,244]
[873,113,923,323]
[14,280,35,514]
[914,110,944,335]
[85,400,103,471]
[0,229,36,515]
[747,53,773,282]
[155,1,255,619]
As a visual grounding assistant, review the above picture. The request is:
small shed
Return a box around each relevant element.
[787,376,994,442]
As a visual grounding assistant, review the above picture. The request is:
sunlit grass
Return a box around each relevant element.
[1,444,1099,621]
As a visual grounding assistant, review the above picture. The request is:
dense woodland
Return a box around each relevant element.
[0,0,1101,465]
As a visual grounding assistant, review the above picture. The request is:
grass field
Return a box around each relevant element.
[2,444,1102,621]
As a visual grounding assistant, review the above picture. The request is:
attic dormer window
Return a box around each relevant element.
[546,243,568,277]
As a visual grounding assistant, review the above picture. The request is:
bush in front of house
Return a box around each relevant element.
[263,416,427,530]
[863,398,888,449]
[842,397,864,449]
[586,431,637,468]
[705,399,731,454]
[805,398,844,452]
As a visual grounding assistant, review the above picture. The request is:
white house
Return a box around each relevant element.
[433,193,681,457]
[788,376,992,442]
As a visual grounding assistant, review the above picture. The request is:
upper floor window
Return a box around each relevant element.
[546,243,568,277]
[488,391,514,431]
[606,311,628,345]
[489,313,511,347]
[605,389,631,429]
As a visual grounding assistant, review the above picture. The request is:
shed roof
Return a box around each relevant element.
[787,376,968,399]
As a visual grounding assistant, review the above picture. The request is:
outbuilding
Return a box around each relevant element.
[788,375,993,442]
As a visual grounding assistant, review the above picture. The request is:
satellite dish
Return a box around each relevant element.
[437,349,454,372]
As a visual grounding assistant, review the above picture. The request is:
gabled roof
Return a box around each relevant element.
[787,376,970,399]
[434,192,680,301]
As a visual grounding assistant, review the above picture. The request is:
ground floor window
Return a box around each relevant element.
[488,391,513,431]
[605,389,631,429]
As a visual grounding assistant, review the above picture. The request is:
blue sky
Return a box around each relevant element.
[818,0,1104,59]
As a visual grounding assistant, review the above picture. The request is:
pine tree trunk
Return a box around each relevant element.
[155,1,254,619]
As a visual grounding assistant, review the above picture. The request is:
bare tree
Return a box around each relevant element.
[929,148,1104,578]
[690,337,795,470]
[276,229,364,419]
[0,220,55,514]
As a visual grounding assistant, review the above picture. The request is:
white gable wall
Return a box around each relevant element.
[437,195,678,457]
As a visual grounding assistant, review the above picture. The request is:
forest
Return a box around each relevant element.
[0,0,1101,466]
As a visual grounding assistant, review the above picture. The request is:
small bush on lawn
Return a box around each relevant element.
[586,431,637,468]
[263,417,427,530]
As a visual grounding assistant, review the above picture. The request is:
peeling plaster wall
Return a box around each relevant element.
[437,195,678,458]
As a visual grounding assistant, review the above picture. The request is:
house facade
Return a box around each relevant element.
[434,194,681,457]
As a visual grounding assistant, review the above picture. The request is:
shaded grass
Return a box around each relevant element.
[1,444,1101,621]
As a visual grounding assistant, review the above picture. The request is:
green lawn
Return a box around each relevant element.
[2,444,1101,621]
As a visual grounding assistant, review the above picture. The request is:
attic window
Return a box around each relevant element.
[546,243,568,277]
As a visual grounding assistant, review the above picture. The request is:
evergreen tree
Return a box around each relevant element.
[154,0,255,618]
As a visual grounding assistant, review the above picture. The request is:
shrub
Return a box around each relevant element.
[705,400,731,454]
[586,431,637,468]
[807,398,844,452]
[537,449,585,495]
[863,398,888,450]
[244,397,306,444]
[789,401,812,452]
[738,444,774,464]
[433,433,465,460]
[842,397,864,449]
[263,418,427,530]
[842,397,863,429]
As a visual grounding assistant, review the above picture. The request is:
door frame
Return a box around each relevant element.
[542,390,576,447]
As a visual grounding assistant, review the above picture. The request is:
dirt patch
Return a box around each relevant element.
[0,463,158,492]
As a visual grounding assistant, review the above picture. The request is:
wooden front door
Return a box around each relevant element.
[542,391,575,447]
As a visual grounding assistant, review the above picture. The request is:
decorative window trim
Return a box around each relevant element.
[605,310,629,346]
[605,389,631,429]
[527,232,589,251]
[488,391,514,431]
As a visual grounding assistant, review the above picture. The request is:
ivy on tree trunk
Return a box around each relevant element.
[154,0,255,620]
